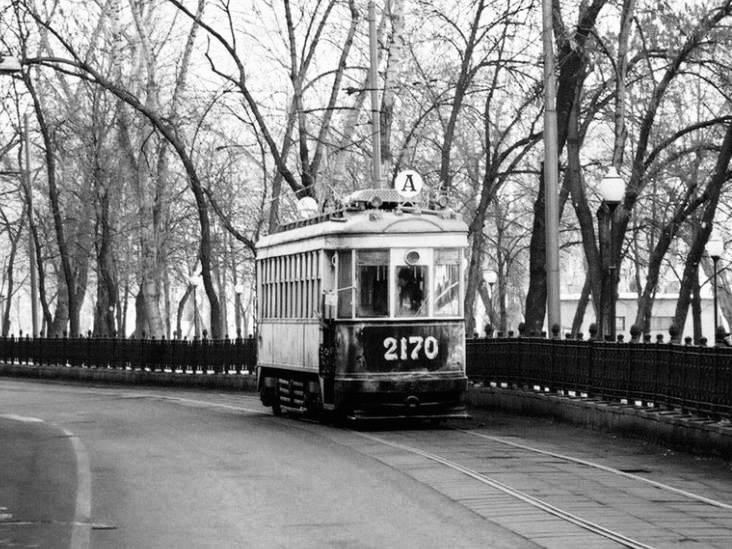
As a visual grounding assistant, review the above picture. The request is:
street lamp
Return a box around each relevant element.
[707,233,724,343]
[189,275,200,339]
[485,270,497,298]
[597,167,626,342]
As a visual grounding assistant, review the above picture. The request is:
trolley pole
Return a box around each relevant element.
[368,1,382,189]
[542,0,561,335]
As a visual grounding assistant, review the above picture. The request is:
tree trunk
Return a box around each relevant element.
[673,122,732,332]
[23,74,80,336]
[571,276,591,337]
[50,268,69,337]
[524,0,606,335]
[93,180,118,337]
[566,85,601,312]
[524,168,546,335]
[0,206,25,336]
[634,190,704,332]
[465,229,485,336]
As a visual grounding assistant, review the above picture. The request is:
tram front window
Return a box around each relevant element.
[434,249,461,316]
[357,250,389,317]
[396,265,427,317]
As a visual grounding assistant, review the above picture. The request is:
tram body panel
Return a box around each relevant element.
[258,320,320,372]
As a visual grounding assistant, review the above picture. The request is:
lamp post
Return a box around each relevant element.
[597,167,626,342]
[707,234,724,342]
[189,275,200,339]
[485,270,497,334]
[234,283,244,337]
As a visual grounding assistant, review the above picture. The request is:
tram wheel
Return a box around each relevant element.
[272,401,282,416]
[272,383,282,416]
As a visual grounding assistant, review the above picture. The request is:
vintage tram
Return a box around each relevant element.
[255,187,468,420]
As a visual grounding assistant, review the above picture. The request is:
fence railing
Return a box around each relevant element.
[0,335,257,374]
[1,335,731,419]
[466,337,732,419]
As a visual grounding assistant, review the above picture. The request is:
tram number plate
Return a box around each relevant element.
[383,336,439,361]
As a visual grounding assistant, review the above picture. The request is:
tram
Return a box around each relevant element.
[255,186,469,420]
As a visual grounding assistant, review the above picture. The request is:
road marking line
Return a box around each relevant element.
[0,415,92,549]
[60,426,92,549]
[120,393,266,415]
[0,414,44,423]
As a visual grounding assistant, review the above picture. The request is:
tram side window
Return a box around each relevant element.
[434,249,461,316]
[357,250,389,318]
[337,250,353,318]
[396,265,427,317]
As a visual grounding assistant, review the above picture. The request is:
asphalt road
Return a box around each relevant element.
[0,380,528,548]
[2,378,732,548]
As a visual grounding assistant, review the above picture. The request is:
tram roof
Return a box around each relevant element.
[256,202,468,252]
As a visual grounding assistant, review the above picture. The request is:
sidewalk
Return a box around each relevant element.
[468,384,732,459]
[0,415,79,548]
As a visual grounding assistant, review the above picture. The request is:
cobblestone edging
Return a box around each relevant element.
[3,363,731,458]
[467,384,732,459]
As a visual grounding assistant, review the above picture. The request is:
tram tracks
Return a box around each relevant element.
[350,430,655,548]
[336,421,732,548]
[457,429,732,512]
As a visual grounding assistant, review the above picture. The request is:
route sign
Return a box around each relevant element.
[394,170,424,199]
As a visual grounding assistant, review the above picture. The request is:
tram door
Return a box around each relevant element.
[319,317,336,405]
[319,251,338,405]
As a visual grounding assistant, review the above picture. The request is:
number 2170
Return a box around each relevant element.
[383,336,439,361]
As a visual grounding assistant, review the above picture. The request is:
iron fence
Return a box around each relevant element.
[0,335,257,374]
[2,334,731,418]
[466,337,732,418]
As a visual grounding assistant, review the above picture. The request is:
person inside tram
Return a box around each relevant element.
[397,267,424,316]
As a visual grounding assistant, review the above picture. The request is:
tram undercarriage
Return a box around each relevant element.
[258,367,468,421]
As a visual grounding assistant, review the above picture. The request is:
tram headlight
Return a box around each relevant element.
[370,195,383,209]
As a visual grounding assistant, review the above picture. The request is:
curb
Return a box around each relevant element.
[0,363,258,391]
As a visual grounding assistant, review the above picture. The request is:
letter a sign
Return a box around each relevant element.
[394,169,424,199]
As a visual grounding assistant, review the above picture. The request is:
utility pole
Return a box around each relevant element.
[368,1,382,188]
[542,0,561,335]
